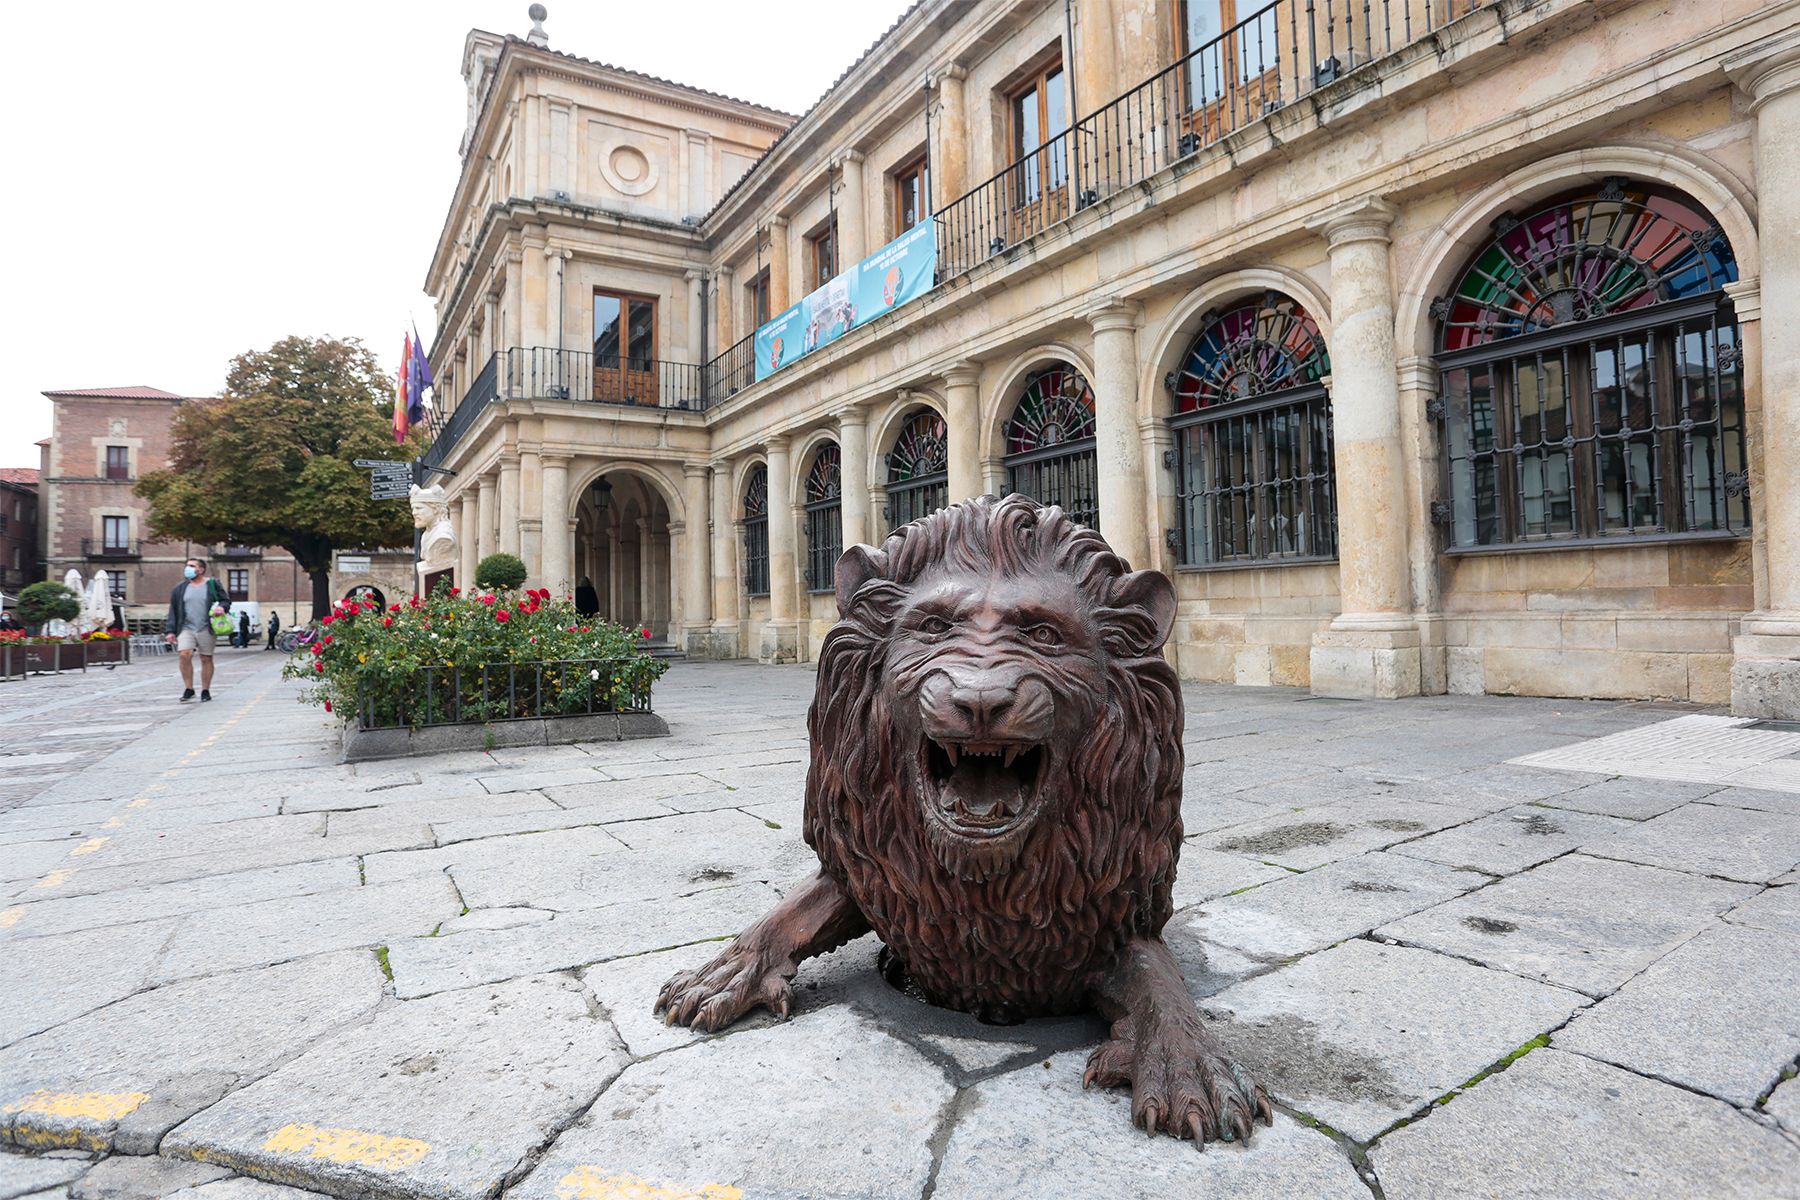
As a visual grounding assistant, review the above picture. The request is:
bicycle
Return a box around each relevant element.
[275,625,322,654]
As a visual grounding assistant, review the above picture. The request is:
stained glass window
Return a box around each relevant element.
[742,466,769,596]
[1170,295,1336,565]
[804,443,843,591]
[1003,364,1098,528]
[1433,180,1748,549]
[887,408,949,530]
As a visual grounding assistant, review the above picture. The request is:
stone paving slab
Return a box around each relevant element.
[1204,940,1588,1140]
[385,882,782,998]
[1537,775,1723,820]
[0,920,179,1048]
[1168,846,1290,910]
[0,1154,87,1198]
[507,1008,950,1200]
[1200,797,1478,871]
[1582,801,1800,883]
[929,1050,1369,1200]
[165,975,627,1200]
[1390,805,1635,875]
[1370,1048,1800,1199]
[69,1155,230,1198]
[541,774,726,811]
[360,827,626,888]
[171,1177,334,1199]
[0,950,383,1154]
[1179,851,1485,960]
[1552,923,1800,1106]
[1724,883,1800,935]
[1377,854,1757,997]
[1767,1074,1800,1136]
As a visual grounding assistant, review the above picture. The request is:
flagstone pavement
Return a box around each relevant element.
[1,652,1797,1199]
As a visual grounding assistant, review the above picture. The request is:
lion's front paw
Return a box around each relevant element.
[1082,1019,1273,1146]
[653,939,794,1032]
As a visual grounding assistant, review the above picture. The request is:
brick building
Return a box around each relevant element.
[0,466,41,604]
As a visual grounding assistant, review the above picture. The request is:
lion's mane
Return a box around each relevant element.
[802,495,1186,1021]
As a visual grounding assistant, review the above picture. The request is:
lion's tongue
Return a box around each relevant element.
[948,758,1020,821]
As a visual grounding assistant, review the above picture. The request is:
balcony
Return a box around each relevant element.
[213,544,264,560]
[82,539,141,560]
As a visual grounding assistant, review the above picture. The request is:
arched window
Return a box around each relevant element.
[886,408,949,530]
[742,466,770,596]
[1432,178,1747,548]
[1169,293,1335,565]
[804,442,843,592]
[1003,364,1098,528]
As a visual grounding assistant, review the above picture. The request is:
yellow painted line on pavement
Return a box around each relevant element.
[3,1090,148,1120]
[261,1123,430,1170]
[69,837,108,857]
[555,1168,742,1200]
[101,816,124,829]
[0,907,21,930]
[128,797,151,809]
[33,869,73,890]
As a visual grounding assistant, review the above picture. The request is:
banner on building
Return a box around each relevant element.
[754,220,937,382]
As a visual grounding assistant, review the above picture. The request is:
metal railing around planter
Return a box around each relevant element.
[355,657,654,731]
[935,0,1490,279]
[499,347,709,411]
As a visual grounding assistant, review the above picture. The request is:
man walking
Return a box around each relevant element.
[164,556,229,702]
[266,609,281,650]
[238,609,251,651]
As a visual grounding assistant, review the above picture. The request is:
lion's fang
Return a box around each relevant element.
[1003,745,1020,768]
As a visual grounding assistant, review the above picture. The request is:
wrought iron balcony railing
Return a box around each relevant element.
[82,539,141,560]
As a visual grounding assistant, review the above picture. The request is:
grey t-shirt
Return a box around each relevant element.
[182,582,211,633]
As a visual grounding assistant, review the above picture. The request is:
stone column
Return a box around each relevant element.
[710,462,741,656]
[637,517,655,631]
[498,456,521,556]
[685,270,706,363]
[1728,31,1800,717]
[458,491,479,589]
[768,218,791,313]
[681,465,712,648]
[933,66,969,207]
[1089,301,1151,568]
[1307,196,1421,699]
[540,457,571,595]
[838,408,871,549]
[476,476,497,564]
[943,363,983,502]
[607,520,624,621]
[838,151,867,264]
[762,435,799,662]
[715,267,735,352]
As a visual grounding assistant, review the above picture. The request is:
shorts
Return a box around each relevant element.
[176,628,217,656]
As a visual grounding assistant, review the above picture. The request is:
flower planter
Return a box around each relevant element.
[339,707,668,762]
[18,644,62,674]
[83,639,128,665]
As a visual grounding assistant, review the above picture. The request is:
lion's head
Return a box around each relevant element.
[806,493,1183,907]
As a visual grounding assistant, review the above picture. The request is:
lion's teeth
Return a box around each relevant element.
[944,742,959,768]
[1003,745,1020,768]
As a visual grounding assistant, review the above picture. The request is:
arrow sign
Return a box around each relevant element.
[354,459,410,470]
[369,469,413,483]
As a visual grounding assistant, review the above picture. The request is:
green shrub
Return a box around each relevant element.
[474,553,527,590]
[18,581,79,628]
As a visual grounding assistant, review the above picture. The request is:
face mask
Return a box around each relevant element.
[184,566,198,580]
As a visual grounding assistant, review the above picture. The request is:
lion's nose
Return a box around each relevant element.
[948,684,1013,732]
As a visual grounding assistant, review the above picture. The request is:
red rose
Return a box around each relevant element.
[450,587,461,596]
[322,635,334,646]
[324,699,332,713]
[311,643,323,656]
[495,610,510,623]
[409,597,421,609]
[314,661,324,673]
[321,614,335,626]
[382,617,393,627]
[390,603,401,613]
[640,627,650,638]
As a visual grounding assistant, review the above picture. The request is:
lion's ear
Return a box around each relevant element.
[1106,568,1177,653]
[834,544,887,618]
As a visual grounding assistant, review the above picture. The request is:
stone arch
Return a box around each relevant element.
[983,343,1098,468]
[565,459,686,525]
[1395,143,1759,361]
[789,426,842,508]
[1139,266,1335,421]
[730,454,771,519]
[869,388,948,465]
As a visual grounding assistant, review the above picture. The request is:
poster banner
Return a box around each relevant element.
[754,220,937,382]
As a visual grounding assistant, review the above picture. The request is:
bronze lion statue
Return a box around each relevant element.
[656,494,1272,1145]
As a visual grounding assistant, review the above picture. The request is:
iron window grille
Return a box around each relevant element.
[804,443,843,593]
[1432,181,1748,550]
[1003,364,1099,529]
[742,466,770,597]
[886,408,949,532]
[1170,295,1337,566]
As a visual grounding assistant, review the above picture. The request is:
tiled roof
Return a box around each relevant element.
[41,385,185,401]
[0,467,38,487]
[515,37,798,121]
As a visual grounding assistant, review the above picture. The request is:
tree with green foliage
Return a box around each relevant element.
[137,336,427,619]
[474,553,527,590]
[18,581,80,629]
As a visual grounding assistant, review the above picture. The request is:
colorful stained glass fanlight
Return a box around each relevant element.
[1435,178,1737,352]
[1004,365,1097,456]
[743,466,768,518]
[888,409,949,482]
[805,443,842,504]
[1172,294,1329,413]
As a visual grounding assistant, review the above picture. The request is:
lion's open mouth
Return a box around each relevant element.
[923,737,1046,836]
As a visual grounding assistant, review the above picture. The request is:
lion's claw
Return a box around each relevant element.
[1084,1023,1272,1146]
[652,940,795,1032]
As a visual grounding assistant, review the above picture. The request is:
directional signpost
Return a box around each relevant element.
[355,459,415,501]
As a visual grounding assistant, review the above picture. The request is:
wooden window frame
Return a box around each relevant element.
[1005,56,1071,240]
[591,288,659,406]
[746,269,771,333]
[104,445,130,481]
[892,155,929,238]
[807,217,839,291]
[226,568,250,603]
[1169,0,1280,142]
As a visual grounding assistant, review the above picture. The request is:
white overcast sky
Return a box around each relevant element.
[1,0,914,469]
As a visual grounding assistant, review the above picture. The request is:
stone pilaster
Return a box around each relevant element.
[637,516,655,630]
[761,436,799,662]
[709,461,742,658]
[1728,30,1800,717]
[768,218,792,314]
[838,408,871,549]
[1089,301,1150,568]
[838,151,867,265]
[475,476,496,566]
[943,363,983,503]
[457,491,479,590]
[932,66,969,207]
[685,270,706,363]
[539,457,571,595]
[497,456,521,557]
[682,464,712,651]
[1306,196,1421,699]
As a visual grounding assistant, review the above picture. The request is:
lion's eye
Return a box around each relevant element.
[918,615,953,637]
[1026,624,1062,647]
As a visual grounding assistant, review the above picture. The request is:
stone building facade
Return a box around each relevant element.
[0,467,41,603]
[37,387,408,628]
[422,0,1800,716]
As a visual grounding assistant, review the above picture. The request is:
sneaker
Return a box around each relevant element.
[200,689,212,702]
[180,688,195,702]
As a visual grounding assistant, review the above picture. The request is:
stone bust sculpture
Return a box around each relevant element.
[408,483,458,589]
[657,494,1271,1145]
